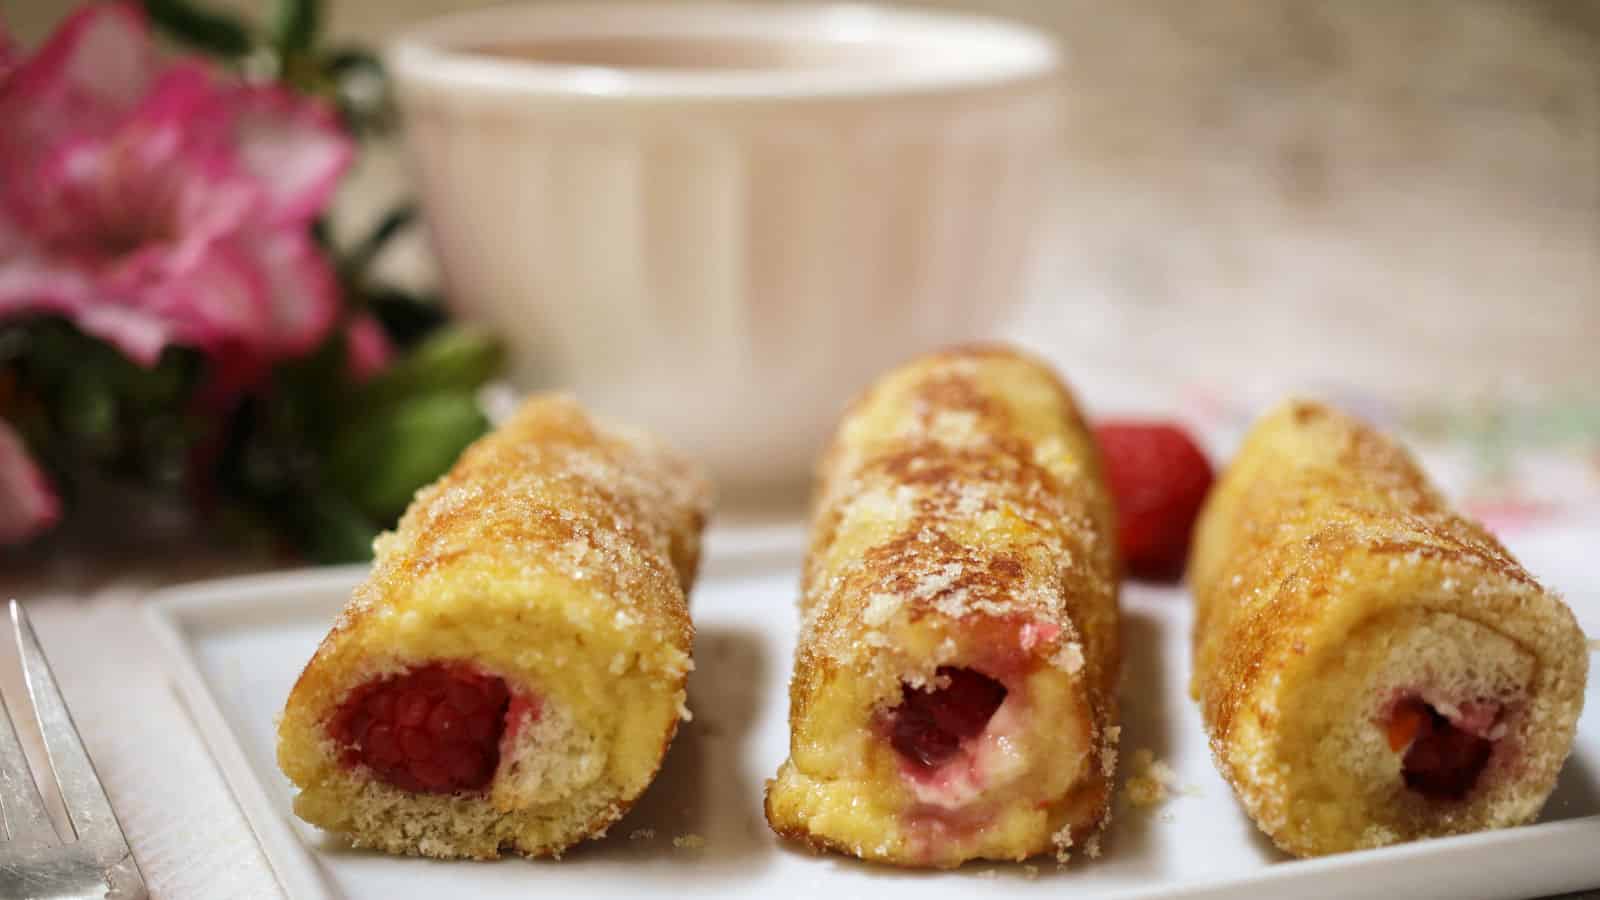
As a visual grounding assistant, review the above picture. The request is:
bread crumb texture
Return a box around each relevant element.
[276,395,710,859]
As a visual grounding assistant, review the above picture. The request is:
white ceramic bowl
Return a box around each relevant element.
[388,3,1060,490]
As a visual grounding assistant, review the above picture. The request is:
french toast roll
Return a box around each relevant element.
[1190,399,1588,857]
[765,345,1121,868]
[277,395,709,859]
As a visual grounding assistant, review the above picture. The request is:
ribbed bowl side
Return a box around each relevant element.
[400,82,1058,487]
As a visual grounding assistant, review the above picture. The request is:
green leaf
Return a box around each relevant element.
[294,491,380,564]
[330,390,489,521]
[324,46,382,78]
[311,217,333,252]
[270,0,322,55]
[58,372,116,445]
[135,414,193,488]
[367,289,447,347]
[363,205,418,255]
[0,325,31,365]
[324,45,394,136]
[355,327,504,412]
[142,0,254,58]
[123,347,203,411]
[272,330,350,443]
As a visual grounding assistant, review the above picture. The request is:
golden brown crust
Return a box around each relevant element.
[279,394,710,858]
[769,344,1121,865]
[1191,400,1550,742]
[798,346,1117,695]
[328,395,704,654]
[290,396,707,699]
[1188,398,1588,856]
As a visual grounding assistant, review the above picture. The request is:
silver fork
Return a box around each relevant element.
[0,601,146,900]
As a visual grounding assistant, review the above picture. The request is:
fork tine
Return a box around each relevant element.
[10,601,132,865]
[0,680,57,846]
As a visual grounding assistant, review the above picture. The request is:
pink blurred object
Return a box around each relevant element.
[0,3,353,378]
[0,24,17,81]
[0,417,60,545]
[344,313,395,382]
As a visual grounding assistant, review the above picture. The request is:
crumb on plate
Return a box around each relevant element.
[1050,823,1074,864]
[1125,748,1186,808]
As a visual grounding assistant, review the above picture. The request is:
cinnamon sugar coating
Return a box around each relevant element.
[278,395,710,859]
[767,345,1122,867]
[1188,399,1588,856]
[799,345,1117,697]
[338,393,709,649]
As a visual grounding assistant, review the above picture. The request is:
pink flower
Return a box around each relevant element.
[0,3,353,376]
[0,418,60,545]
[344,313,396,382]
[0,22,17,82]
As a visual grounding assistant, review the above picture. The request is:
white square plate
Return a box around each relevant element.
[146,524,1600,900]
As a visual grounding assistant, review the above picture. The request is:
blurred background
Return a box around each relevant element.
[12,0,1598,398]
[3,0,1597,590]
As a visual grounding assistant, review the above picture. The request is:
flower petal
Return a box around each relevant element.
[72,301,177,365]
[345,313,395,382]
[0,206,172,365]
[0,3,157,156]
[0,251,96,316]
[0,418,61,546]
[0,256,175,366]
[0,16,18,83]
[122,227,340,363]
[0,7,347,378]
[227,85,354,224]
[243,228,341,357]
[133,235,274,351]
[25,94,262,255]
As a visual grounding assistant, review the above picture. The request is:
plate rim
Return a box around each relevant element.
[146,570,346,900]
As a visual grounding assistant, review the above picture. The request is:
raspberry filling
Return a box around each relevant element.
[1385,697,1495,801]
[328,664,512,794]
[888,667,1008,769]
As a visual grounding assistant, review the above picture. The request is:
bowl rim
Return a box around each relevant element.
[385,2,1059,101]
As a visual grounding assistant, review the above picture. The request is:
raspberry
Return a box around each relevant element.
[1389,698,1494,801]
[1093,422,1214,579]
[329,663,513,794]
[1386,700,1428,752]
[888,667,1007,769]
